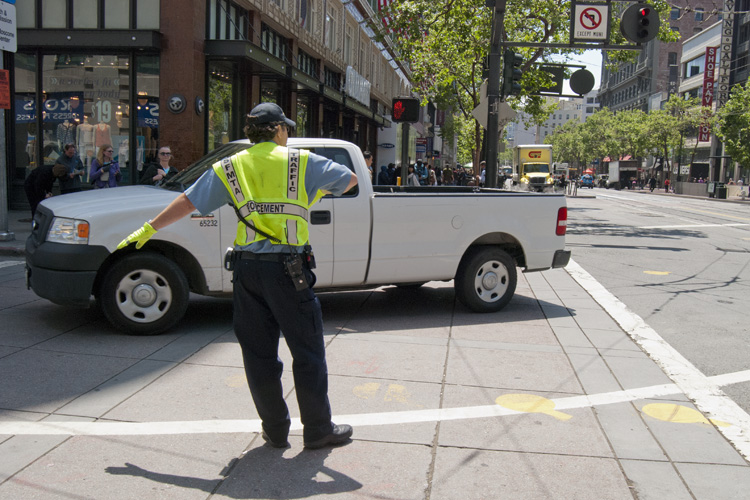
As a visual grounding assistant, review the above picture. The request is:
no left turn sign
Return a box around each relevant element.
[571,2,609,42]
[580,8,602,30]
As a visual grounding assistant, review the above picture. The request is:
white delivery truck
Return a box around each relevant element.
[26,139,571,335]
[607,160,640,190]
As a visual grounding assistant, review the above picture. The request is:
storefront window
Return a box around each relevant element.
[17,1,36,28]
[73,0,99,28]
[136,56,160,180]
[41,54,131,186]
[42,0,67,28]
[261,81,282,104]
[208,61,236,152]
[136,0,160,30]
[13,54,37,204]
[104,0,130,29]
[296,96,309,137]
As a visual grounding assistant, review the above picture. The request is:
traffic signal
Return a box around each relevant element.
[391,97,420,123]
[502,49,523,97]
[620,3,660,44]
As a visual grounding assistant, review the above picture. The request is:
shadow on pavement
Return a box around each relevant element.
[105,445,362,498]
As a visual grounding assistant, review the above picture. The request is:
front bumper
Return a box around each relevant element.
[25,207,110,307]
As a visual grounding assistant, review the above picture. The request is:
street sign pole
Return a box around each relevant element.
[0,0,15,242]
[400,122,410,185]
[484,0,507,189]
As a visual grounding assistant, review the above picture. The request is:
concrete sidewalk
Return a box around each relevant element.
[1,250,749,498]
[0,210,32,257]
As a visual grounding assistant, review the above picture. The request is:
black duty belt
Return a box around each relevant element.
[236,251,290,262]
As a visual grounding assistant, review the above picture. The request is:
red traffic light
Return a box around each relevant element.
[392,97,420,123]
[621,3,660,43]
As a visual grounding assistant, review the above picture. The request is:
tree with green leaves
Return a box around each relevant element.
[662,94,703,174]
[714,82,750,176]
[613,109,650,160]
[379,0,678,163]
[548,119,585,170]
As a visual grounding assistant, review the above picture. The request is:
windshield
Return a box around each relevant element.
[162,142,252,192]
[522,163,550,174]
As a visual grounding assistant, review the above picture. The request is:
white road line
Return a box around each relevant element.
[2,373,750,437]
[0,261,24,269]
[566,259,750,460]
[639,223,749,229]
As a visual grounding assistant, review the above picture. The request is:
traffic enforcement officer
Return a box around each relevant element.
[117,102,358,449]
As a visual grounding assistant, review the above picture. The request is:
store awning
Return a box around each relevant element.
[205,40,288,77]
[19,29,161,50]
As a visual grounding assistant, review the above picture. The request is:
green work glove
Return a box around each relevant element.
[117,222,157,250]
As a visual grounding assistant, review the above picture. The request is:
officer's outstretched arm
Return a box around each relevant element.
[117,193,196,250]
[345,171,359,192]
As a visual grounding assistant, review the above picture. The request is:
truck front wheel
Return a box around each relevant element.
[455,247,517,312]
[99,253,189,335]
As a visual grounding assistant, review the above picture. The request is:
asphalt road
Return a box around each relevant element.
[566,189,750,413]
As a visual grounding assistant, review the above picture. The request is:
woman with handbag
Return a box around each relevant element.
[90,144,122,189]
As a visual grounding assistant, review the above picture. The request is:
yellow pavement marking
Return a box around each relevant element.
[353,382,380,399]
[644,271,671,275]
[353,383,420,407]
[680,207,750,222]
[224,374,247,388]
[642,403,730,427]
[495,394,572,421]
[384,384,410,403]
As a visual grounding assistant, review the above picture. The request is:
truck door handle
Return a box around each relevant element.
[310,210,331,225]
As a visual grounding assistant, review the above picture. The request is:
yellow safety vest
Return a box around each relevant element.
[213,142,318,247]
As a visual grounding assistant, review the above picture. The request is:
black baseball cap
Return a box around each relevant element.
[247,103,296,127]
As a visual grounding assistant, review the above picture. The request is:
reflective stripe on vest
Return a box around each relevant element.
[214,145,310,246]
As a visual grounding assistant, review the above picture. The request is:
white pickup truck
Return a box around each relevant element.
[26,138,571,335]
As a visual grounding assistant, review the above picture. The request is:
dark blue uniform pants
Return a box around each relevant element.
[232,258,333,443]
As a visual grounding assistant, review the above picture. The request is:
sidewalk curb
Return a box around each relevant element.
[0,246,25,257]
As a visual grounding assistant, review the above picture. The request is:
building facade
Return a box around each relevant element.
[678,20,721,177]
[598,0,717,112]
[731,0,750,86]
[10,0,411,209]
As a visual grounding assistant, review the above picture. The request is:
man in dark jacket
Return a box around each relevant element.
[377,165,391,185]
[24,164,67,218]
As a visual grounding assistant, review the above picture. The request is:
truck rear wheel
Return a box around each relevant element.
[99,253,189,335]
[455,247,517,313]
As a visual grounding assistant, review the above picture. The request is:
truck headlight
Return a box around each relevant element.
[520,178,529,183]
[546,177,554,184]
[47,217,90,244]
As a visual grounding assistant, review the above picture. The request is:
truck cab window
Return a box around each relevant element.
[309,147,358,197]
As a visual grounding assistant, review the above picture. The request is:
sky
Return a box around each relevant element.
[558,49,604,95]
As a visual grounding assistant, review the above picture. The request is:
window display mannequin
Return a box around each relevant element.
[56,119,76,150]
[95,121,112,151]
[76,115,95,166]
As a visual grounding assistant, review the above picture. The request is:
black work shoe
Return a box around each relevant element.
[261,431,290,449]
[303,424,353,449]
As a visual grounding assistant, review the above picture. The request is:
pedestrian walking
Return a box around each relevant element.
[117,102,357,450]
